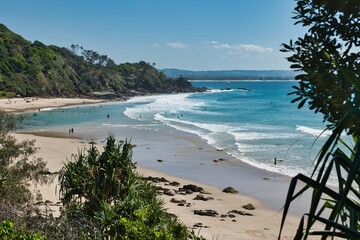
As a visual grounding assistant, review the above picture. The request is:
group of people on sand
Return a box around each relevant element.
[69,128,74,135]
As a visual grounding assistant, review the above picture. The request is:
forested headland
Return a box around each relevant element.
[0,24,199,99]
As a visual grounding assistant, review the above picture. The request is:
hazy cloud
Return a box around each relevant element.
[208,42,273,53]
[167,42,187,48]
[206,40,219,44]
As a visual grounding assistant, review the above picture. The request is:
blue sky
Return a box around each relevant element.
[0,0,304,70]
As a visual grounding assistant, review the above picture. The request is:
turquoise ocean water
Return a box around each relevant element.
[20,80,332,182]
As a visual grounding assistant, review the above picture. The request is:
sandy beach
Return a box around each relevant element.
[0,97,104,113]
[2,98,302,239]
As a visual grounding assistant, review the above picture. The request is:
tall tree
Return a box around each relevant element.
[0,111,52,206]
[281,0,360,135]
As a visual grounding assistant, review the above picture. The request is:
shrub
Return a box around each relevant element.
[59,135,202,239]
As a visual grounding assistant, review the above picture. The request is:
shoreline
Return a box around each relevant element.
[2,97,302,239]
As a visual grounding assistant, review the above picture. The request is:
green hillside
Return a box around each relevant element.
[0,24,197,98]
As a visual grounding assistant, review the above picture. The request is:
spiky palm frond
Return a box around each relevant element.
[279,109,360,239]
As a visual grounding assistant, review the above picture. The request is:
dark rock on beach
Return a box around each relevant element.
[164,189,176,196]
[229,209,253,216]
[170,197,186,204]
[193,223,203,228]
[223,186,238,194]
[169,181,180,186]
[193,194,214,201]
[194,209,219,217]
[182,184,205,193]
[144,176,169,183]
[242,203,256,210]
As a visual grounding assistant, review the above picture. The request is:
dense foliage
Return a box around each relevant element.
[0,111,52,206]
[59,135,201,239]
[0,220,45,240]
[0,111,53,239]
[279,0,360,239]
[281,0,360,135]
[0,24,197,98]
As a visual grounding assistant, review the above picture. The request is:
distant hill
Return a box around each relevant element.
[162,69,297,80]
[0,24,198,99]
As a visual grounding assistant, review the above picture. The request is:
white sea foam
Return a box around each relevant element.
[188,121,244,133]
[40,107,57,111]
[154,114,205,136]
[205,89,235,93]
[126,93,191,104]
[154,114,234,148]
[155,114,245,134]
[124,93,207,120]
[296,125,331,137]
[230,131,298,141]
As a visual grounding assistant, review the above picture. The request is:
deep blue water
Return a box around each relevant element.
[20,80,332,180]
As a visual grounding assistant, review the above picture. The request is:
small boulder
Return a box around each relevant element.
[242,203,255,210]
[169,181,180,186]
[164,189,176,196]
[185,189,193,194]
[170,197,186,204]
[193,194,214,201]
[223,186,238,194]
[229,209,253,216]
[194,209,218,217]
[193,223,203,228]
[183,184,204,193]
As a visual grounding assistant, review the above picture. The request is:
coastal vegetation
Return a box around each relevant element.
[57,135,201,239]
[0,117,202,239]
[0,111,52,206]
[279,0,360,239]
[0,24,198,99]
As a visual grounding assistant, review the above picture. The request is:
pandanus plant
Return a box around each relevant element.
[58,135,136,214]
[279,62,360,239]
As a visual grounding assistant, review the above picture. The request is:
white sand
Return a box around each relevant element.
[0,97,103,113]
[3,98,300,239]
